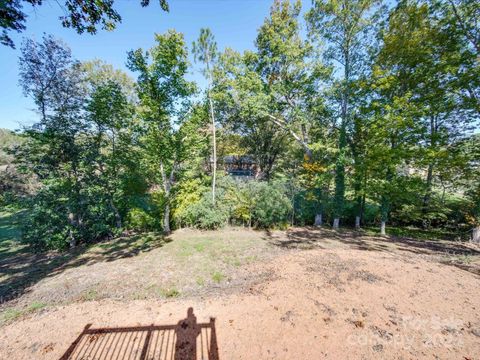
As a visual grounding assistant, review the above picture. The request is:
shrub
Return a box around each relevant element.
[172,178,209,227]
[251,181,292,228]
[126,207,156,231]
[182,192,231,229]
[21,180,120,251]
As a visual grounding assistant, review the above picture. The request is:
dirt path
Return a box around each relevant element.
[1,247,479,360]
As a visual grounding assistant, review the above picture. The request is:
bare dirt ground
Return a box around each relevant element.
[1,227,480,359]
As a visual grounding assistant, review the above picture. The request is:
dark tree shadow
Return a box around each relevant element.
[267,227,480,275]
[60,308,219,360]
[0,232,172,304]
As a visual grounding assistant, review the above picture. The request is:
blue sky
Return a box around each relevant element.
[0,0,287,131]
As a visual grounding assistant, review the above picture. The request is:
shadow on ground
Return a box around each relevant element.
[0,230,171,305]
[60,307,219,360]
[267,227,480,275]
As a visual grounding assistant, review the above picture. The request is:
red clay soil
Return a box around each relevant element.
[0,247,479,359]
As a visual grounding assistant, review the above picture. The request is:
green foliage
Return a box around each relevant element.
[21,179,120,251]
[211,271,225,283]
[1,0,169,48]
[9,0,480,250]
[175,177,291,230]
[126,208,156,232]
[181,191,230,230]
[251,181,291,228]
[172,178,209,227]
[0,129,22,165]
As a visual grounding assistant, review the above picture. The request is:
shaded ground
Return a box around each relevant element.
[269,227,480,275]
[0,222,479,359]
[0,227,279,316]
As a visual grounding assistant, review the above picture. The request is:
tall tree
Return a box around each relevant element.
[86,80,134,229]
[255,0,318,160]
[127,30,195,233]
[307,0,383,229]
[17,35,91,248]
[377,1,476,226]
[193,28,219,204]
[1,0,169,48]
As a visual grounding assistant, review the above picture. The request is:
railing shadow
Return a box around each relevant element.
[60,307,219,360]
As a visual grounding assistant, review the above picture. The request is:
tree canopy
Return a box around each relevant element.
[4,0,479,250]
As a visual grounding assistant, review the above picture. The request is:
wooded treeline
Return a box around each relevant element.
[1,0,479,250]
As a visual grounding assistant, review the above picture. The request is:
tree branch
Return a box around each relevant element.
[265,113,313,159]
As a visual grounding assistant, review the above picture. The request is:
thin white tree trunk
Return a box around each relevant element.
[333,218,339,230]
[68,229,76,248]
[380,221,386,236]
[163,204,170,233]
[355,216,360,230]
[160,160,172,233]
[472,226,480,243]
[68,212,77,248]
[314,213,322,227]
[209,95,216,204]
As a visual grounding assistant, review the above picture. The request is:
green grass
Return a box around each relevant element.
[80,288,99,301]
[160,287,180,298]
[93,232,168,254]
[1,302,48,323]
[211,271,225,283]
[0,208,28,262]
[364,225,464,241]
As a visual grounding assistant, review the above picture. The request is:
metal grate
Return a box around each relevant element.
[60,312,219,360]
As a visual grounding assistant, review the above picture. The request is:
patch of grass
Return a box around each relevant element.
[196,277,205,286]
[211,271,225,283]
[2,308,23,322]
[0,209,29,261]
[95,232,168,254]
[155,286,181,298]
[232,258,241,267]
[177,243,194,258]
[1,302,47,323]
[364,226,464,241]
[80,289,99,301]
[162,288,180,298]
[194,242,206,252]
[28,301,47,311]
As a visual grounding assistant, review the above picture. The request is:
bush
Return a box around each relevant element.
[21,180,119,251]
[251,181,291,228]
[172,178,209,227]
[171,177,292,230]
[181,191,231,230]
[126,207,156,231]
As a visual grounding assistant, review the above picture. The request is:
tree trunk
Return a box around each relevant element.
[159,160,173,233]
[110,199,122,229]
[355,216,360,230]
[423,162,434,211]
[163,204,171,233]
[209,95,217,205]
[333,125,346,227]
[68,212,77,248]
[333,218,340,230]
[423,115,436,215]
[314,213,323,227]
[380,196,389,236]
[332,46,350,233]
[472,227,480,243]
